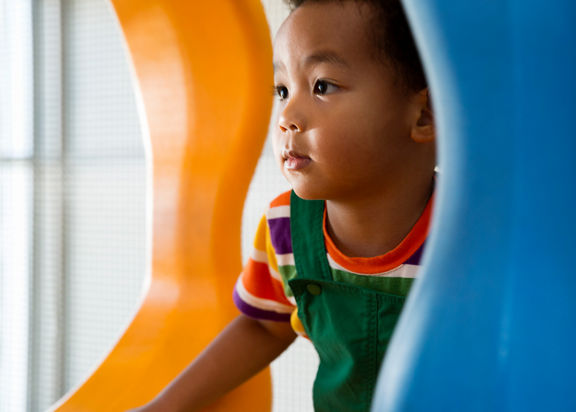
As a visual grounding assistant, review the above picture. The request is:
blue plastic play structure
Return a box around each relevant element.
[373,1,576,410]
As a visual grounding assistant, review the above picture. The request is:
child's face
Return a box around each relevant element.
[273,1,423,201]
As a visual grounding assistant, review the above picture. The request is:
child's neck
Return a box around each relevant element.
[325,174,434,258]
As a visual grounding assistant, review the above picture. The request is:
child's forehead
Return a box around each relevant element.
[273,1,376,65]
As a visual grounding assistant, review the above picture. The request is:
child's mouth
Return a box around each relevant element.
[285,156,311,170]
[283,150,311,171]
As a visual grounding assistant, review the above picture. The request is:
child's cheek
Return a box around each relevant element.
[271,136,286,170]
[271,135,282,157]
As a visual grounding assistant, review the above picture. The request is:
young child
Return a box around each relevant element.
[134,0,435,410]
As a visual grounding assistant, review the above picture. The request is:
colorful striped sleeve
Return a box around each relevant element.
[233,194,296,321]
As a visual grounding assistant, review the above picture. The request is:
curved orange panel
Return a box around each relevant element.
[50,1,273,410]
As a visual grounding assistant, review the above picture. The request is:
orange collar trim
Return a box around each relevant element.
[323,194,434,274]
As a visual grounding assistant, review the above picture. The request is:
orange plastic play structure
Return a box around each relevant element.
[50,1,273,410]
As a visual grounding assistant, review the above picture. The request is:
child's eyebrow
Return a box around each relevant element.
[273,51,349,74]
[304,51,350,69]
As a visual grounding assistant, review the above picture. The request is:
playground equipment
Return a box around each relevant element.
[50,1,273,410]
[373,0,576,410]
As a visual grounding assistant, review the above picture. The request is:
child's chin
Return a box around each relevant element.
[291,186,325,201]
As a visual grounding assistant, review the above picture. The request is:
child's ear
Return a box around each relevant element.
[411,88,435,143]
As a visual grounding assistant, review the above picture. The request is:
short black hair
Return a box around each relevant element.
[284,0,427,92]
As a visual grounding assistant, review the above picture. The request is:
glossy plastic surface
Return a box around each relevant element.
[373,1,576,410]
[51,1,273,410]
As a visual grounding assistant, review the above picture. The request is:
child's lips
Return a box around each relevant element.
[285,156,311,170]
[282,150,311,171]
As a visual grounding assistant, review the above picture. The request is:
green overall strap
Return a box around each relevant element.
[289,190,331,282]
[288,190,406,412]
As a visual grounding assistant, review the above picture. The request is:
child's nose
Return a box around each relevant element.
[278,99,305,133]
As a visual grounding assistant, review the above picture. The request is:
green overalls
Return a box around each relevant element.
[288,191,407,412]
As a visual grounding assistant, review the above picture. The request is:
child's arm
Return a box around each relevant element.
[129,314,296,412]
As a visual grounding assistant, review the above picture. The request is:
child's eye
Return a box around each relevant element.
[313,79,338,96]
[275,85,289,100]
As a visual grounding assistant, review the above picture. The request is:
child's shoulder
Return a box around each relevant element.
[264,190,292,225]
[268,190,292,208]
[260,191,293,254]
[264,190,292,221]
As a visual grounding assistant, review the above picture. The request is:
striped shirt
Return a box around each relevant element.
[233,191,432,325]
